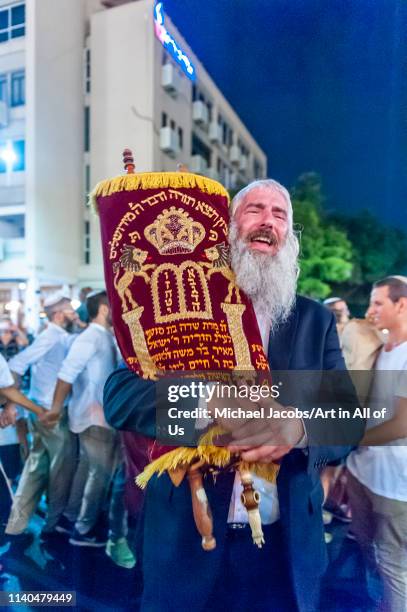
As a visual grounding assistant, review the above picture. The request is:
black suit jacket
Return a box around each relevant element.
[104,295,363,612]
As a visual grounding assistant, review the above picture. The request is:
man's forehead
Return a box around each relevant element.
[241,186,288,209]
[371,286,389,299]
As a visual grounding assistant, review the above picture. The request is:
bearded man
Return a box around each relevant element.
[103,179,363,612]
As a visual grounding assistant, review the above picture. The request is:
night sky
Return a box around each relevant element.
[164,0,407,228]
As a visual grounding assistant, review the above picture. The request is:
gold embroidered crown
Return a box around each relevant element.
[144,207,205,255]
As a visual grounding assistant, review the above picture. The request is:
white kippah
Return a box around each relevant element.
[388,275,407,285]
[43,292,70,308]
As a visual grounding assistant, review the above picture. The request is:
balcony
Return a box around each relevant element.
[192,101,209,127]
[190,155,208,175]
[160,126,179,158]
[161,63,179,98]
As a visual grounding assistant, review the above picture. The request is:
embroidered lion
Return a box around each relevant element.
[113,245,156,312]
[201,242,241,304]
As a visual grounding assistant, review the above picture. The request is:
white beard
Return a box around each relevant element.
[229,221,299,329]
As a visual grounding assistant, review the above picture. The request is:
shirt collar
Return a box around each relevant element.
[48,322,68,335]
[90,322,109,334]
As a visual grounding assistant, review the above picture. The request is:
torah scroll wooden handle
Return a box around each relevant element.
[123,148,135,174]
[187,461,216,551]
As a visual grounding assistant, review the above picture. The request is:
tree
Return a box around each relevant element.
[291,173,353,299]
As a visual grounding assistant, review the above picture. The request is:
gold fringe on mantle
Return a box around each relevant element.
[136,427,280,489]
[90,172,230,214]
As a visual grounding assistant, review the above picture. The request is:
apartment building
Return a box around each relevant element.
[0,0,267,328]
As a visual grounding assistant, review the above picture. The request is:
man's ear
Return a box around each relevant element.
[397,296,407,315]
[99,303,109,318]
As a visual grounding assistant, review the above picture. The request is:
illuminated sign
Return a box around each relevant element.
[154,2,196,81]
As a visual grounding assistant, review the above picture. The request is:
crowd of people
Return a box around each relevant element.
[0,178,405,611]
[0,291,136,572]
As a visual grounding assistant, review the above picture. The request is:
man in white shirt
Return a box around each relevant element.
[0,354,46,543]
[5,294,78,538]
[45,290,132,565]
[347,276,407,612]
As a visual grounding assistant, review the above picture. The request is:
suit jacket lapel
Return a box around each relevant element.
[267,302,299,370]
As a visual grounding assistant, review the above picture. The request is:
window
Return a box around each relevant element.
[84,164,91,206]
[0,3,25,43]
[0,74,7,103]
[84,49,91,94]
[178,127,183,150]
[170,119,176,130]
[191,133,211,166]
[0,139,25,172]
[254,158,263,179]
[84,220,90,265]
[13,139,24,170]
[84,106,90,152]
[11,70,24,106]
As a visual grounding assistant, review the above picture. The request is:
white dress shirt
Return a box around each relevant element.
[0,353,18,446]
[58,323,118,434]
[228,308,280,524]
[9,323,71,410]
[347,342,407,501]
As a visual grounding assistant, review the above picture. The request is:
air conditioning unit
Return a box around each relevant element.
[239,155,247,172]
[190,154,208,175]
[192,100,209,126]
[161,63,179,98]
[209,122,222,144]
[230,145,240,165]
[206,167,219,182]
[0,101,8,128]
[160,126,179,158]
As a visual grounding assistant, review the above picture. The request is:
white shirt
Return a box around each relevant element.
[58,323,118,434]
[347,342,407,501]
[228,308,280,524]
[8,323,72,410]
[0,353,18,446]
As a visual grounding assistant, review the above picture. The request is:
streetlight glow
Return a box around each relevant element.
[0,142,17,167]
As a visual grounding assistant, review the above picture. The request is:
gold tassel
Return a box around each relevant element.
[135,427,280,489]
[90,172,230,213]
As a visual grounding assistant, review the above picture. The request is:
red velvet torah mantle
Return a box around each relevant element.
[91,172,270,379]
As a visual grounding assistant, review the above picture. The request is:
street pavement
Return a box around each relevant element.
[0,514,380,612]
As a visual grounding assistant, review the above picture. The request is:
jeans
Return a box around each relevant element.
[74,425,119,535]
[347,471,407,612]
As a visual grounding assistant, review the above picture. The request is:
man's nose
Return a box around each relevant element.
[259,210,275,227]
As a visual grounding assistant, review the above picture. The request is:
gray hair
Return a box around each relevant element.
[230,179,293,226]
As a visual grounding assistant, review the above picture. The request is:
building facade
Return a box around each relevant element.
[0,0,267,329]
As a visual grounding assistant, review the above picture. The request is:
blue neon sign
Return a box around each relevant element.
[154,2,196,81]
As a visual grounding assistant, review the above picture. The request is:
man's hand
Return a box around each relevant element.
[39,409,60,428]
[16,418,29,460]
[0,403,17,428]
[215,396,305,463]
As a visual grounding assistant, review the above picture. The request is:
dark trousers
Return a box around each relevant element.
[206,522,298,612]
[0,444,21,528]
